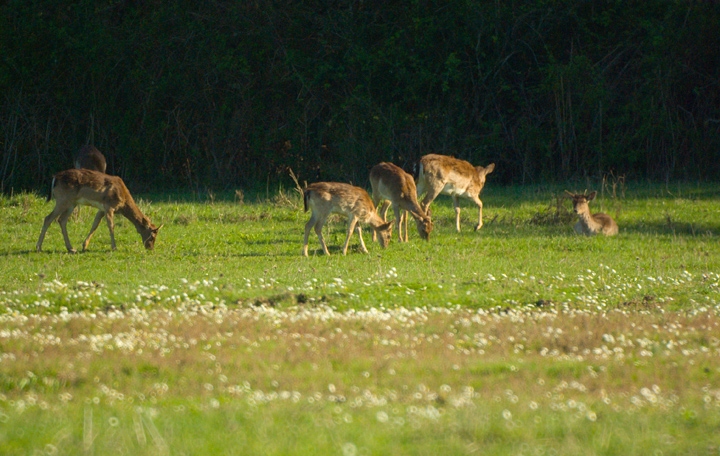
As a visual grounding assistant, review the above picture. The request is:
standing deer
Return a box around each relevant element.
[416,154,495,232]
[565,191,618,236]
[302,182,392,256]
[75,145,107,173]
[369,162,433,242]
[36,169,162,253]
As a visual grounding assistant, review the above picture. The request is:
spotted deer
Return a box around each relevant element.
[302,182,392,256]
[369,162,433,242]
[416,154,495,232]
[565,191,618,236]
[36,169,162,253]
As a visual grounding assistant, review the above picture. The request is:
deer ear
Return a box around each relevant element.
[587,191,597,201]
[484,163,495,174]
[156,224,164,232]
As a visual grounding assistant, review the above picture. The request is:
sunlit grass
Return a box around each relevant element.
[1,298,719,454]
[1,183,719,454]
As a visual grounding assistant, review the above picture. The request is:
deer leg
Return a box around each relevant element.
[574,221,584,236]
[342,216,360,255]
[402,210,409,242]
[314,217,331,256]
[81,210,105,251]
[373,201,391,242]
[57,207,77,253]
[371,194,383,216]
[392,205,404,242]
[380,201,391,222]
[452,195,462,232]
[471,195,484,231]
[303,214,316,256]
[420,186,442,215]
[36,205,64,252]
[105,210,117,251]
[356,223,369,254]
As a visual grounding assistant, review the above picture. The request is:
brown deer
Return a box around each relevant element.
[36,169,162,253]
[565,191,618,236]
[302,182,392,256]
[75,145,107,173]
[369,162,433,242]
[416,154,495,232]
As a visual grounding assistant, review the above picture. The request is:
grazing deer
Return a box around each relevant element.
[565,191,618,236]
[36,169,162,253]
[369,162,433,242]
[75,145,107,173]
[302,182,392,256]
[416,154,495,232]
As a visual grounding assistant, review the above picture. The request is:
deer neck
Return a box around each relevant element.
[576,209,602,232]
[367,212,388,229]
[408,203,428,222]
[119,201,153,234]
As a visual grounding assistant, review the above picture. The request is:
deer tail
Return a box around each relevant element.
[303,189,310,212]
[46,176,56,202]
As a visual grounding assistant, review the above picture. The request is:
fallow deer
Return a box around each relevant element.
[36,169,162,253]
[302,182,392,256]
[416,154,495,232]
[565,191,618,236]
[75,145,107,173]
[369,162,433,242]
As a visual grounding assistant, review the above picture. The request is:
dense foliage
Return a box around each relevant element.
[2,0,719,192]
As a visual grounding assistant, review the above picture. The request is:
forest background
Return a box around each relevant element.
[1,0,719,194]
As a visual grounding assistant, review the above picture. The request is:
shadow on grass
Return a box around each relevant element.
[4,247,156,256]
[299,245,367,257]
[229,252,299,258]
[620,221,720,237]
[1,249,102,256]
[245,238,299,246]
[1,249,41,256]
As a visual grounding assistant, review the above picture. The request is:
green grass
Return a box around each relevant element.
[1,183,719,455]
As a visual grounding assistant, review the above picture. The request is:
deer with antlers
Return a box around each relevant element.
[416,154,495,232]
[369,162,433,242]
[36,169,162,253]
[302,182,392,256]
[565,191,618,236]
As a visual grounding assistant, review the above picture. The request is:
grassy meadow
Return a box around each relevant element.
[1,182,719,455]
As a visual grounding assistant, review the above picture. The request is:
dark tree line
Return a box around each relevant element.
[1,0,720,193]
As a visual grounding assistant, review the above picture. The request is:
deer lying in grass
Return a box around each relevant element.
[565,191,618,236]
[416,154,495,232]
[36,169,162,253]
[302,182,392,256]
[75,145,107,173]
[369,162,433,242]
